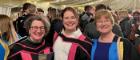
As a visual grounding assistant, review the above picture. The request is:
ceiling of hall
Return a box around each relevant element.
[0,0,140,10]
[0,0,98,7]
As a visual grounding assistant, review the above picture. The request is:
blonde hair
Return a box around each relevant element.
[0,14,19,45]
[95,10,115,26]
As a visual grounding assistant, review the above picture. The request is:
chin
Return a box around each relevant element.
[66,27,75,30]
[100,32,108,34]
[100,31,111,34]
[33,36,43,40]
[34,39,42,42]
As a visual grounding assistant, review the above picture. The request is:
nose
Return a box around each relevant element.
[36,28,42,32]
[101,21,106,25]
[68,18,74,21]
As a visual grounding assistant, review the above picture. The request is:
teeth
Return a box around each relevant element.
[67,23,74,26]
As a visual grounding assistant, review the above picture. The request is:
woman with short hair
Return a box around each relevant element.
[8,15,53,60]
[91,10,140,60]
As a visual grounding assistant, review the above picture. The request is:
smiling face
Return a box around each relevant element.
[29,20,46,42]
[95,10,114,35]
[63,10,78,32]
[96,15,113,34]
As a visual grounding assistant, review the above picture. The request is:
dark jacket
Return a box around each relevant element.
[8,37,53,60]
[119,17,131,38]
[47,19,63,41]
[79,12,94,32]
[14,14,34,37]
[122,37,140,60]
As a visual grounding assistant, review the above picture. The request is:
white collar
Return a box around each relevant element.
[61,28,82,38]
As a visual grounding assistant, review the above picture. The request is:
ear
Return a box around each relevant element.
[28,29,31,35]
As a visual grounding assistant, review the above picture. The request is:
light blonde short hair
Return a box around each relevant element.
[95,10,115,26]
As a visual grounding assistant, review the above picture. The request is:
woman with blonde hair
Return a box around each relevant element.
[0,14,19,60]
[0,14,19,45]
[91,10,140,60]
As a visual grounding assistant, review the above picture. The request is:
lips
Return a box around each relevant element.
[34,32,44,37]
[100,25,108,29]
[35,34,42,37]
[65,22,75,26]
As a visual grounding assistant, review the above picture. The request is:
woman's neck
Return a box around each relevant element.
[64,29,76,35]
[99,31,115,43]
[29,37,42,43]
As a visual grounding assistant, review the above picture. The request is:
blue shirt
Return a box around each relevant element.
[94,41,111,60]
[0,44,5,60]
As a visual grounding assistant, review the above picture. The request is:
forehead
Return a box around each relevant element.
[31,20,44,26]
[63,11,75,17]
[98,15,109,20]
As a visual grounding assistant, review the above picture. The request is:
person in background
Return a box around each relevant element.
[37,8,44,16]
[47,8,63,41]
[127,11,140,43]
[47,7,55,22]
[8,15,53,60]
[91,10,139,60]
[84,4,123,40]
[0,14,19,60]
[53,7,92,60]
[79,5,95,32]
[0,14,19,45]
[50,9,63,33]
[134,10,140,55]
[14,3,37,37]
[119,10,132,38]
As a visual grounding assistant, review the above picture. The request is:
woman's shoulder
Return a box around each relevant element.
[120,37,131,45]
[83,35,92,44]
[9,36,28,48]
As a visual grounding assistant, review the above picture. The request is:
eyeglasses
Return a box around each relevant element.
[30,26,46,31]
[96,19,111,24]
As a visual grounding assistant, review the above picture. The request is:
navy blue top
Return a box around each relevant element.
[94,41,111,60]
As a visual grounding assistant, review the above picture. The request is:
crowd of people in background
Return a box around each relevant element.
[0,2,140,60]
